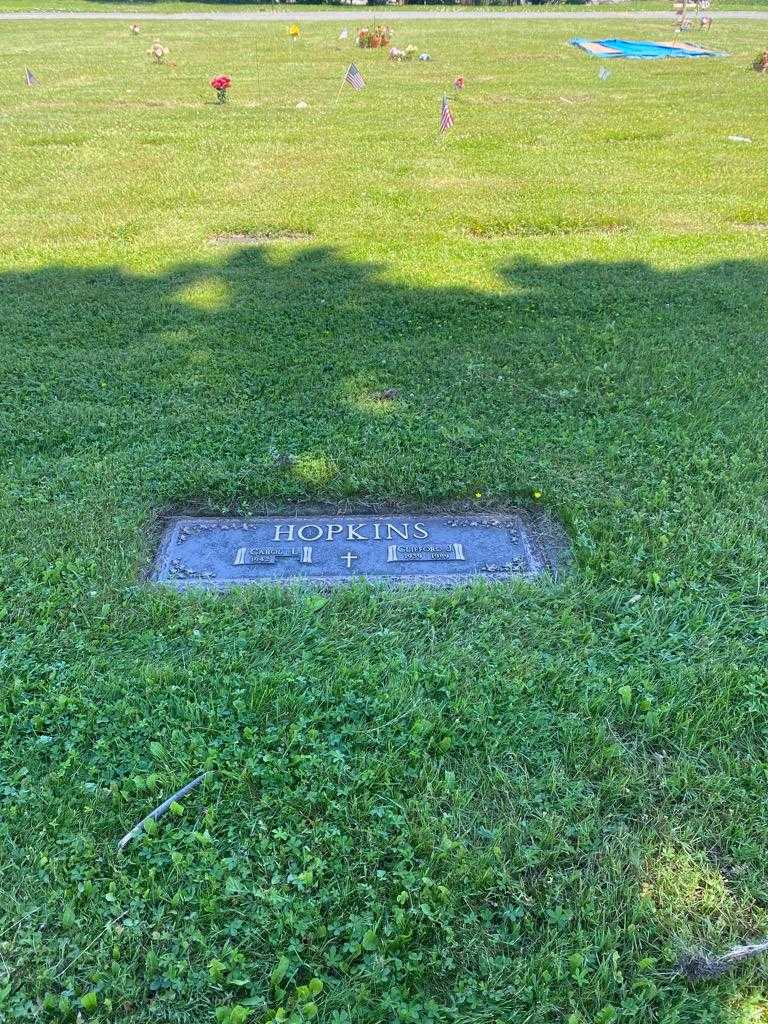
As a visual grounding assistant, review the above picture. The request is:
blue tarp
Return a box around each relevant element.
[570,38,727,59]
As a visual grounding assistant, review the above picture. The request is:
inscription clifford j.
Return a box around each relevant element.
[152,514,550,587]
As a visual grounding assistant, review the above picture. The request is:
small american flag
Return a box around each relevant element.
[344,62,365,90]
[24,67,39,86]
[598,66,611,81]
[439,95,454,133]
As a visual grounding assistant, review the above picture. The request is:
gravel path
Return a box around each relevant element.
[1,6,767,19]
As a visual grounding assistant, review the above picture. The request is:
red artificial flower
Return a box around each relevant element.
[210,75,232,91]
[453,76,465,90]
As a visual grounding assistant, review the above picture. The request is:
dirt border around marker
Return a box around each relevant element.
[141,499,571,588]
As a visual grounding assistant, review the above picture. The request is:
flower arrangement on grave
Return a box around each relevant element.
[389,44,417,62]
[210,75,232,103]
[753,48,768,72]
[453,75,465,90]
[148,40,170,63]
[356,25,392,49]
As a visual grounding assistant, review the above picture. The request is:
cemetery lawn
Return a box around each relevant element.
[1,16,767,1024]
[3,2,768,13]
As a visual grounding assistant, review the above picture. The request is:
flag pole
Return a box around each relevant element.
[334,67,347,105]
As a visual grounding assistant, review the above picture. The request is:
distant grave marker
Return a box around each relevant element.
[673,0,714,31]
[209,230,314,245]
[151,511,566,589]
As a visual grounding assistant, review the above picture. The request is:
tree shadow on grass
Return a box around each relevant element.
[1,245,767,1022]
[1,244,765,519]
[1,243,766,613]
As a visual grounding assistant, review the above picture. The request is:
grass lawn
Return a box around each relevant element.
[2,2,768,14]
[1,14,768,1024]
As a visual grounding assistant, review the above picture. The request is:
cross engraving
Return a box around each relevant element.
[341,551,358,569]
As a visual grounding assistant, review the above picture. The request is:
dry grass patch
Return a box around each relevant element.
[209,229,315,245]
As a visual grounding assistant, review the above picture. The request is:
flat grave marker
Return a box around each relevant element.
[151,511,565,589]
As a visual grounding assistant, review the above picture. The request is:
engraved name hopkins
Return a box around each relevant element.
[271,521,430,542]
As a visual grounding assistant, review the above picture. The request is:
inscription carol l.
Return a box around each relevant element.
[152,513,555,589]
[232,546,314,566]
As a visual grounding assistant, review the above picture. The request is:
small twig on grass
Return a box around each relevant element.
[52,909,129,980]
[117,772,208,851]
[678,939,768,981]
[0,904,41,941]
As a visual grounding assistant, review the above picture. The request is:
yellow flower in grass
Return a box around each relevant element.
[289,24,300,39]
[474,491,482,499]
[532,490,542,500]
